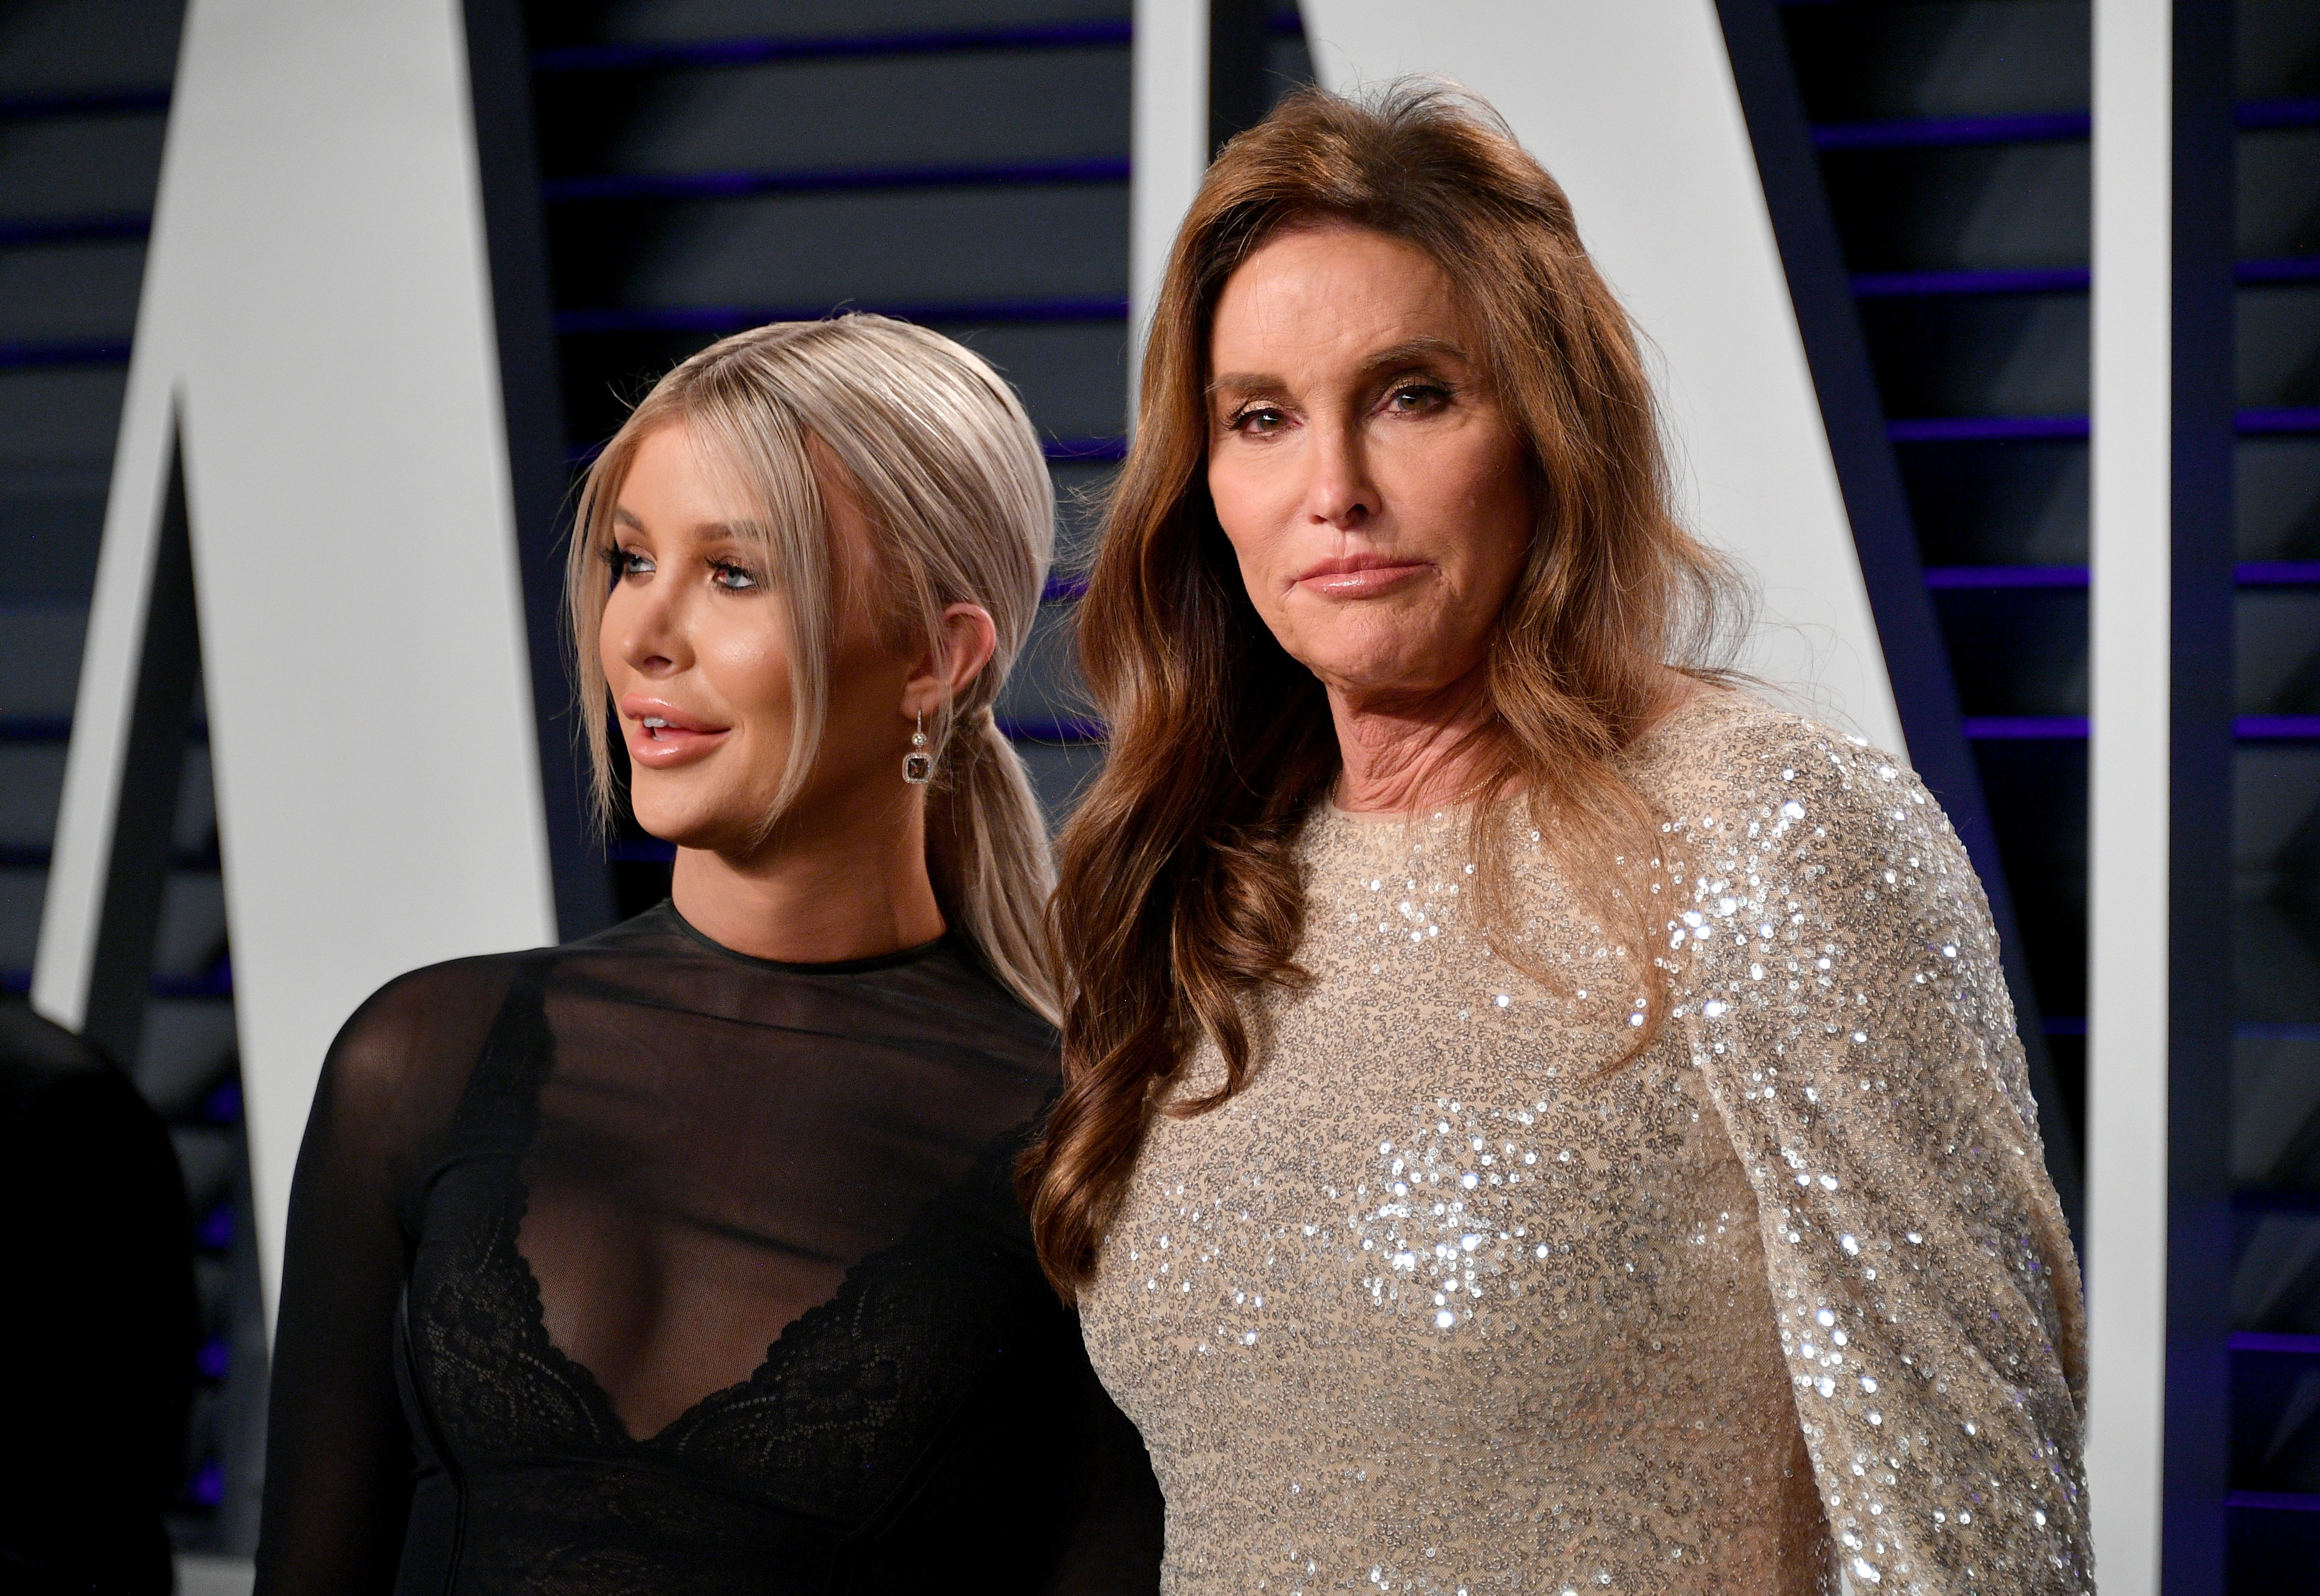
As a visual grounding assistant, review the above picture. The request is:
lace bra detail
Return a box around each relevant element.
[396,936,1064,1526]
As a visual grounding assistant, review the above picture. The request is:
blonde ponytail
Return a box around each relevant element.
[927,707,1059,1023]
[568,315,1061,1020]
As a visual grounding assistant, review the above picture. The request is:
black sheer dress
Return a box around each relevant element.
[254,902,1161,1596]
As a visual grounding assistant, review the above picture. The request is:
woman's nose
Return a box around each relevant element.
[1304,419,1378,528]
[610,584,688,677]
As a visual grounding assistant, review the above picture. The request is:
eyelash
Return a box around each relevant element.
[1226,379,1453,434]
[601,546,759,591]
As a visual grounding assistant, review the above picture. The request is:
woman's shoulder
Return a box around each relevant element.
[322,947,542,1099]
[1628,687,1985,904]
[1633,689,1996,963]
[1628,686,1928,834]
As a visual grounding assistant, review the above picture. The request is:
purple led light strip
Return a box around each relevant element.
[542,157,1129,204]
[531,21,1134,75]
[1924,563,2320,590]
[1891,410,2320,443]
[555,299,1128,336]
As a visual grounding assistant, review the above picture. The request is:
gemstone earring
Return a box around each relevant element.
[903,711,933,785]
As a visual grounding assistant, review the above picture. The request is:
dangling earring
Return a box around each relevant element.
[903,711,933,785]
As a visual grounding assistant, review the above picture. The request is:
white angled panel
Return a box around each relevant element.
[1129,0,1208,423]
[2086,1,2172,1590]
[34,0,558,1322]
[1298,0,1904,755]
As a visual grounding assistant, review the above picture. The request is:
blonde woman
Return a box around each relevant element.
[1022,87,2088,1593]
[255,318,1161,1595]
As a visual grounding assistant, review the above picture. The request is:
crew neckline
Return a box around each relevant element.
[658,899,953,976]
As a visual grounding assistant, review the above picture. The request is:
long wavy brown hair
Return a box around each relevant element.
[1019,82,1745,1295]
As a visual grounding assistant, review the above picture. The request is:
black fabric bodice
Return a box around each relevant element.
[254,904,1160,1596]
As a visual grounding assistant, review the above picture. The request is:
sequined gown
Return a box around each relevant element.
[1077,691,2089,1595]
[254,903,1162,1596]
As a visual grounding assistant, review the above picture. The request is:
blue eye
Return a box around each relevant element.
[605,546,654,579]
[712,562,759,591]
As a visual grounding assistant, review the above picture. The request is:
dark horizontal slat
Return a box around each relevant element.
[2240,407,2320,436]
[2227,1490,2320,1513]
[556,298,1127,336]
[532,20,1133,76]
[1925,565,2089,591]
[2239,715,2320,740]
[2240,1021,2320,1043]
[2232,1331,2320,1355]
[0,87,171,121]
[1043,437,1125,463]
[1892,411,2320,444]
[0,718,209,744]
[1853,260,2320,297]
[1926,562,2320,590]
[2050,1020,2320,1043]
[997,714,1105,744]
[0,214,151,248]
[0,842,220,871]
[1813,110,2089,151]
[544,157,1129,205]
[0,965,232,999]
[1853,267,2089,298]
[1890,416,2088,443]
[2235,561,2320,587]
[1961,716,2320,741]
[0,338,131,370]
[2240,97,2320,131]
[1809,98,2320,152]
[2236,1189,2320,1215]
[563,433,1121,471]
[1963,715,2088,740]
[2240,258,2320,286]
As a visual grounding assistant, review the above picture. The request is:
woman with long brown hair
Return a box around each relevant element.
[1021,85,2088,1593]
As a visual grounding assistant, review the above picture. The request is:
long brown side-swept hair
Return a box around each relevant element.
[1019,82,1745,1296]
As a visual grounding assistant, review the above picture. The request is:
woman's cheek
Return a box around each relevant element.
[707,629,791,723]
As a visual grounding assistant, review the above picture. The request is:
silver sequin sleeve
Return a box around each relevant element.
[1665,717,2092,1592]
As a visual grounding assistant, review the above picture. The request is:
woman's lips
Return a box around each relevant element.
[620,697,731,769]
[1293,555,1432,598]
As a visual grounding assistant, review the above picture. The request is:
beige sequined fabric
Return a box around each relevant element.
[1078,691,2090,1595]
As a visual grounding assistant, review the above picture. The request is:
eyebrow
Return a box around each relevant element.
[1207,336,1475,399]
[608,508,752,543]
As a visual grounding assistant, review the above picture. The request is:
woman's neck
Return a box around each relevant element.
[1326,671,1498,815]
[668,790,945,964]
[1325,665,1714,815]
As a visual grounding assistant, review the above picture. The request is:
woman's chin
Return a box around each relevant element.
[629,800,755,861]
[1307,650,1483,708]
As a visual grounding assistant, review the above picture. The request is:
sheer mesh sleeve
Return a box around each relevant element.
[1671,718,2090,1592]
[252,961,518,1596]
